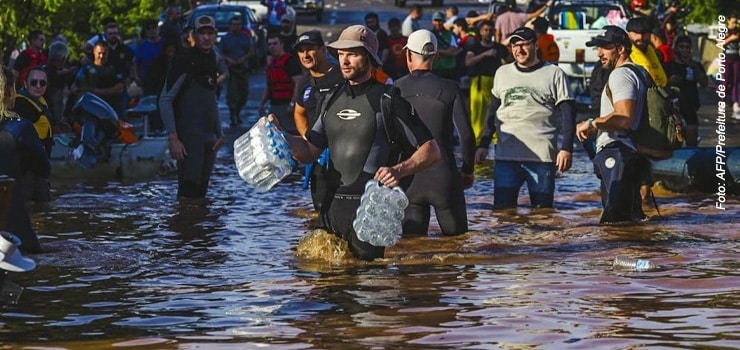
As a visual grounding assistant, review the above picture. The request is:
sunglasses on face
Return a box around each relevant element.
[29,79,47,87]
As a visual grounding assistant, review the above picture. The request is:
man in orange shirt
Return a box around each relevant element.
[532,17,559,64]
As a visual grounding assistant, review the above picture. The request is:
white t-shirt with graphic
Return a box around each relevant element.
[491,62,573,162]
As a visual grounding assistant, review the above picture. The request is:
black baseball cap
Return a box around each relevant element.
[626,17,651,33]
[509,27,536,44]
[585,25,631,47]
[294,30,324,49]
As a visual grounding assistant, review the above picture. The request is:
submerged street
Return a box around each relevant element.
[1,1,739,348]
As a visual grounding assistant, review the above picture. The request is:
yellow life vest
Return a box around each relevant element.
[16,94,52,140]
[630,45,668,87]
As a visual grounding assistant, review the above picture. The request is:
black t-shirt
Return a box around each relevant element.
[466,42,508,77]
[664,59,705,111]
[296,66,344,129]
[283,55,303,77]
[106,43,134,79]
[374,28,389,56]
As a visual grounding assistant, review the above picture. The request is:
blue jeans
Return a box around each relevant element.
[494,160,556,209]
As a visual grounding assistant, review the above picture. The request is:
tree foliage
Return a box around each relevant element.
[2,0,164,64]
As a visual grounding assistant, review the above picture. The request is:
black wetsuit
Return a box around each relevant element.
[0,115,49,253]
[306,79,433,261]
[395,70,475,236]
[158,47,223,198]
[296,66,344,211]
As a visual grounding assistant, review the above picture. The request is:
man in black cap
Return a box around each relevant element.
[159,15,225,198]
[474,27,576,210]
[626,17,667,87]
[576,25,649,223]
[292,30,344,211]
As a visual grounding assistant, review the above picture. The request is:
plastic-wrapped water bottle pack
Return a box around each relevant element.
[234,118,296,191]
[353,180,409,247]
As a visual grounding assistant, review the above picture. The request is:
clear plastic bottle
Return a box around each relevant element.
[234,118,295,191]
[613,256,656,271]
[353,180,408,247]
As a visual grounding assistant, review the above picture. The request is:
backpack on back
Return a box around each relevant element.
[607,63,684,160]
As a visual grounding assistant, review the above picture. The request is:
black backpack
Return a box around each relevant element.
[606,64,684,160]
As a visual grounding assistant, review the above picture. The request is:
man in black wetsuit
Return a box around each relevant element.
[395,29,475,237]
[272,25,441,261]
[292,30,344,211]
[159,16,225,198]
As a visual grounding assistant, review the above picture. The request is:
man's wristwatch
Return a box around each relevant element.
[587,118,595,130]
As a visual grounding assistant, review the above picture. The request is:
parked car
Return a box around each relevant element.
[544,0,632,107]
[187,4,268,68]
[395,0,443,7]
[285,0,325,21]
[222,0,269,22]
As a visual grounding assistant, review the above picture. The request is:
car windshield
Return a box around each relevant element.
[549,4,629,30]
[194,9,248,31]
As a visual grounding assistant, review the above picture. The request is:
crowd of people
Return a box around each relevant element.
[0,0,736,261]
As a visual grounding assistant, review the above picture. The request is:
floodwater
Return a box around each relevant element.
[2,111,739,348]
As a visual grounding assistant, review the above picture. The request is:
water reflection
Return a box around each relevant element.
[0,134,737,348]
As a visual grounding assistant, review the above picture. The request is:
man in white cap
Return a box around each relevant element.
[272,25,441,261]
[394,29,475,238]
[475,27,576,210]
[159,15,225,198]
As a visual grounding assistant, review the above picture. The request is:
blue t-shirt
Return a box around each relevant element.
[135,39,164,80]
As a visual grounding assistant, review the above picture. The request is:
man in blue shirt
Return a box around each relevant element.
[219,16,254,127]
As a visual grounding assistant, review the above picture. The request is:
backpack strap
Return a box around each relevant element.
[604,63,649,125]
[380,85,395,144]
[317,81,345,126]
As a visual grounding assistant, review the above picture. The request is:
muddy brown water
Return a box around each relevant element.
[2,119,737,348]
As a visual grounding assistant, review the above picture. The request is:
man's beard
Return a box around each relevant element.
[604,56,619,70]
[343,62,370,81]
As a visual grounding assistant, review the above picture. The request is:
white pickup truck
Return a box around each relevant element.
[544,0,632,107]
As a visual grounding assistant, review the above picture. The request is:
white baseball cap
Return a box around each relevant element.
[403,29,437,56]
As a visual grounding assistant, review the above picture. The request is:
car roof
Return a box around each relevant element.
[188,4,257,26]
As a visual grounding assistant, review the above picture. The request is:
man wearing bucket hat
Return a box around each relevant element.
[271,25,441,261]
[159,15,225,198]
[575,25,649,223]
[474,27,576,210]
[394,29,475,238]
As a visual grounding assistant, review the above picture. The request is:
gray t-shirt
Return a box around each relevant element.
[491,62,573,162]
[495,12,529,41]
[595,64,647,152]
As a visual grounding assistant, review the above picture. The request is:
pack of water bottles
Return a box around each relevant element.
[353,180,409,247]
[234,118,296,191]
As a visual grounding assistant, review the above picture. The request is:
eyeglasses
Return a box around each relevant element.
[510,41,533,49]
[29,79,47,88]
[107,31,119,36]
